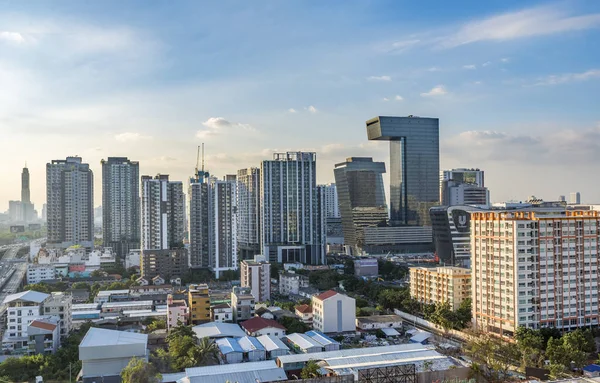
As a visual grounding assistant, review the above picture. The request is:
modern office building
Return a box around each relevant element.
[240,255,271,302]
[366,116,439,226]
[321,183,340,218]
[430,205,487,267]
[409,267,471,310]
[261,152,325,265]
[101,157,140,258]
[471,208,600,337]
[237,167,261,260]
[570,192,581,205]
[440,168,489,206]
[46,157,94,249]
[209,176,238,277]
[334,157,387,254]
[141,174,185,251]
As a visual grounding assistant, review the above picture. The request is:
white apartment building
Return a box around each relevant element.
[410,266,471,310]
[237,167,261,260]
[321,183,340,218]
[42,292,73,338]
[211,303,233,322]
[27,264,56,284]
[232,287,255,323]
[240,256,271,302]
[209,176,238,278]
[279,272,309,295]
[2,291,50,352]
[472,209,600,337]
[312,290,356,334]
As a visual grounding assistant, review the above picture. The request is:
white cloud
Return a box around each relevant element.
[420,85,447,97]
[0,31,25,44]
[482,61,492,67]
[438,5,600,48]
[306,105,318,114]
[196,117,254,139]
[534,69,600,86]
[288,108,297,113]
[367,75,392,81]
[394,95,403,101]
[427,67,440,72]
[500,57,510,63]
[474,81,483,85]
[114,132,153,142]
[463,64,477,70]
[382,97,389,102]
[388,39,420,53]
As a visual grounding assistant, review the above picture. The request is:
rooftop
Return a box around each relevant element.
[314,290,338,301]
[356,314,403,324]
[256,334,289,352]
[29,318,58,332]
[283,333,323,350]
[216,337,243,354]
[192,322,246,339]
[96,289,129,296]
[183,360,287,383]
[305,330,339,347]
[3,290,50,304]
[211,303,230,309]
[240,317,286,333]
[237,336,265,352]
[295,304,312,314]
[103,300,153,308]
[79,327,147,348]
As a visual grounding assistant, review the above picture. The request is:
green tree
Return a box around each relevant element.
[71,281,91,291]
[515,327,546,368]
[455,298,472,329]
[430,301,454,332]
[169,335,200,370]
[343,259,355,275]
[300,360,322,379]
[464,331,521,383]
[280,316,310,333]
[146,319,166,333]
[121,357,161,383]
[546,330,590,372]
[167,322,197,343]
[196,337,219,366]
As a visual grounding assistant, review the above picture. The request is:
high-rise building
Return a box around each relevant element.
[20,165,34,222]
[46,157,94,249]
[409,267,471,310]
[240,255,271,302]
[141,174,185,250]
[261,152,325,265]
[8,200,23,222]
[101,157,140,258]
[209,176,238,278]
[366,116,439,226]
[42,203,47,221]
[237,168,261,260]
[471,208,600,336]
[334,157,387,254]
[321,183,340,218]
[570,192,581,205]
[189,169,210,268]
[558,195,566,203]
[440,168,489,206]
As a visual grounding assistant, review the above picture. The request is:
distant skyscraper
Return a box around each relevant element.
[570,192,581,204]
[209,176,237,277]
[42,203,47,221]
[334,157,388,254]
[101,157,140,257]
[321,183,340,218]
[261,152,325,264]
[366,116,440,226]
[237,167,261,260]
[141,174,185,250]
[558,195,566,203]
[46,157,94,248]
[19,165,34,222]
[440,168,489,206]
[189,168,210,268]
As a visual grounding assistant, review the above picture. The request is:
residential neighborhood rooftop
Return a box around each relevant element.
[240,317,286,333]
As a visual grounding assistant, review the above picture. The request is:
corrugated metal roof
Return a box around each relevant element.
[79,327,147,348]
[3,290,49,304]
[237,336,265,352]
[183,369,287,383]
[278,343,433,364]
[192,322,246,339]
[103,300,153,308]
[284,333,322,350]
[306,330,339,347]
[256,334,289,352]
[216,338,243,354]
[185,360,280,376]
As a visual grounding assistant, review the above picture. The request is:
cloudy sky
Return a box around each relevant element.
[1,0,599,211]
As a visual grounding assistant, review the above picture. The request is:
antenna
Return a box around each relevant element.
[202,143,205,172]
[195,146,201,177]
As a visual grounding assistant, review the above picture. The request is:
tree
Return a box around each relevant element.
[429,301,454,332]
[464,331,521,383]
[515,327,546,368]
[71,281,91,291]
[343,259,355,275]
[121,357,161,383]
[455,298,472,329]
[280,316,310,334]
[270,262,280,279]
[169,335,201,370]
[301,360,322,379]
[167,322,197,343]
[196,337,219,366]
[546,329,591,373]
[146,319,166,333]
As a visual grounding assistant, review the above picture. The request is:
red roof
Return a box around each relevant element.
[314,290,338,301]
[29,320,57,331]
[295,304,312,314]
[241,317,286,333]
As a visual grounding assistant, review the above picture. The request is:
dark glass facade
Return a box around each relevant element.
[366,116,440,226]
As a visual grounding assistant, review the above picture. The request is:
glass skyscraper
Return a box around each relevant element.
[366,116,440,226]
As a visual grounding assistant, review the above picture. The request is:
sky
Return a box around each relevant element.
[1,0,600,211]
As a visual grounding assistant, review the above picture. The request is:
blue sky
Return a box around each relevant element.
[1,0,599,210]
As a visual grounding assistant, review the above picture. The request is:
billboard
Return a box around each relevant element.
[10,225,25,233]
[28,223,42,231]
[451,209,470,233]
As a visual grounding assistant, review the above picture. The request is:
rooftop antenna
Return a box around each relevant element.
[202,142,205,173]
[195,145,201,178]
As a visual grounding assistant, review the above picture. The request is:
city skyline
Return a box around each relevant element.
[1,1,600,209]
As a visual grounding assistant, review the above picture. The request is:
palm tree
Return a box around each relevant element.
[167,321,197,343]
[196,337,219,366]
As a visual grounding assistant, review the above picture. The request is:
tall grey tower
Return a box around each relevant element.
[101,157,140,257]
[209,175,238,278]
[46,157,94,248]
[261,152,325,265]
[189,167,210,268]
[237,167,261,260]
[141,174,185,250]
[21,166,30,204]
[366,116,440,226]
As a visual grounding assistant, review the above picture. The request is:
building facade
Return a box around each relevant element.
[471,208,600,337]
[237,167,262,260]
[209,176,238,277]
[188,284,211,325]
[140,249,189,280]
[409,267,471,310]
[440,168,489,206]
[46,157,94,248]
[167,294,189,330]
[2,291,50,353]
[240,256,271,302]
[321,183,340,218]
[312,290,356,333]
[101,157,140,258]
[189,170,210,268]
[261,152,325,265]
[366,116,439,226]
[27,264,56,284]
[20,166,35,222]
[232,287,255,322]
[279,272,309,296]
[42,292,73,338]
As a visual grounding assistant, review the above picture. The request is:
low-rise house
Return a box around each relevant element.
[295,304,313,324]
[79,328,148,383]
[68,289,90,303]
[192,322,246,340]
[211,303,233,323]
[231,287,255,323]
[130,284,173,296]
[255,306,275,320]
[238,336,266,362]
[167,294,189,330]
[101,300,153,314]
[94,289,130,304]
[240,317,287,338]
[216,337,244,364]
[256,334,289,360]
[152,275,165,285]
[43,292,73,338]
[2,290,50,353]
[27,317,61,355]
[356,314,403,331]
[282,333,323,354]
[136,277,149,286]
